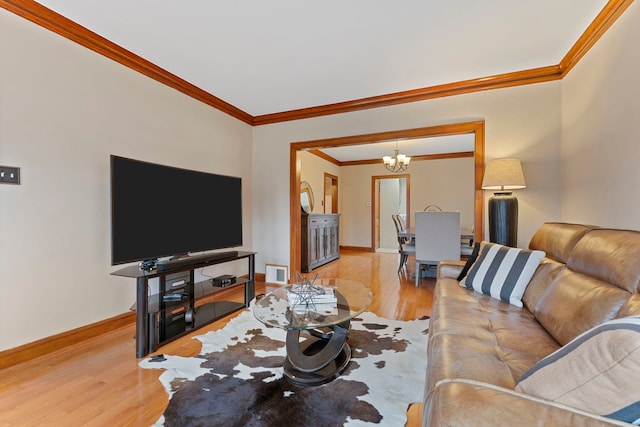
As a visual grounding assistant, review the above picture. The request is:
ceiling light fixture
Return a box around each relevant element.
[382,141,411,173]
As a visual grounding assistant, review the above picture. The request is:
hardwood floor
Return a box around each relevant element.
[0,250,433,427]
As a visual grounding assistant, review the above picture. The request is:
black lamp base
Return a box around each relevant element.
[488,192,518,247]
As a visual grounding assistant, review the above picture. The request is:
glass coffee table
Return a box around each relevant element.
[253,278,373,386]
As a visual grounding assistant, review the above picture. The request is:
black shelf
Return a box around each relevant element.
[192,301,246,329]
[195,277,251,295]
[113,251,256,279]
[113,251,255,358]
[149,301,246,348]
[142,277,251,313]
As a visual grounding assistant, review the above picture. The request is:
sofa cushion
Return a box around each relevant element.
[528,222,593,264]
[427,280,560,393]
[534,270,629,345]
[521,258,565,314]
[427,380,630,427]
[460,242,545,307]
[515,316,640,425]
[567,228,640,294]
[618,294,640,318]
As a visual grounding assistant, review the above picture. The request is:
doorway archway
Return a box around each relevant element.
[290,120,485,274]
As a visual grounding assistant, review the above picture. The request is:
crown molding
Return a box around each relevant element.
[307,149,341,166]
[253,66,563,125]
[341,151,474,167]
[559,0,634,75]
[309,148,473,167]
[1,0,632,126]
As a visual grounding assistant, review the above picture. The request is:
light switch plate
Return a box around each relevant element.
[0,166,20,184]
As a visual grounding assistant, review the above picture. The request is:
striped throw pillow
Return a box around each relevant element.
[460,242,545,307]
[516,316,640,425]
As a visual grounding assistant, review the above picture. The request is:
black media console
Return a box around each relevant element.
[112,251,255,358]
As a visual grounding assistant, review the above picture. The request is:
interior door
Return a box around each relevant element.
[379,178,401,250]
[371,174,410,251]
[324,173,338,214]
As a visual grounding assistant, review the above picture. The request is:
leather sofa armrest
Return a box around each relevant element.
[424,379,629,427]
[437,260,466,280]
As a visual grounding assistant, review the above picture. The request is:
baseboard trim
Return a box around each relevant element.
[0,311,135,370]
[0,273,266,370]
[340,245,375,252]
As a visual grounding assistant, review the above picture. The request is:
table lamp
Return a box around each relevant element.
[481,158,526,247]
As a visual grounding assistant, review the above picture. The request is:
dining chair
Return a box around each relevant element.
[392,215,415,273]
[414,211,461,286]
[398,213,407,230]
[391,214,401,234]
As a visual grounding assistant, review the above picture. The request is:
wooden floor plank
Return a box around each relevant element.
[0,250,431,426]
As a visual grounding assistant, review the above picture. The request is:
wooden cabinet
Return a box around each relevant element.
[302,213,340,272]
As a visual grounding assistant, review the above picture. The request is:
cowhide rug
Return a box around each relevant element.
[140,309,429,427]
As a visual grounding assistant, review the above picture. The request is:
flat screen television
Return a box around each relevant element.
[110,155,242,267]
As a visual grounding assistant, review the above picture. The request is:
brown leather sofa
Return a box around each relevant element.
[423,222,640,426]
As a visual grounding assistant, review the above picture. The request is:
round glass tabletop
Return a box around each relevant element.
[253,278,373,330]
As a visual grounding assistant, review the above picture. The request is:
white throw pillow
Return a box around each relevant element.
[516,315,640,425]
[460,242,545,307]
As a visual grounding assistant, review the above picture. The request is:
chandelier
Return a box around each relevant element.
[382,141,411,173]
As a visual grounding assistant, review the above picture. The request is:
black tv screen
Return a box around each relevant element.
[110,155,242,265]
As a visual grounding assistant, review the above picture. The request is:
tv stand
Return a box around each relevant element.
[112,251,255,358]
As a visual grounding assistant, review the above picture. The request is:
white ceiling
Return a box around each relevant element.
[27,1,609,160]
[33,0,607,118]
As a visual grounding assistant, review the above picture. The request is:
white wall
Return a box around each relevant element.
[0,11,253,351]
[253,82,562,272]
[561,2,640,229]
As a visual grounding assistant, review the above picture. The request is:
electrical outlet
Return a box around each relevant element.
[0,166,20,185]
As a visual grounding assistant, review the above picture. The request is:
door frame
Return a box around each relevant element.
[371,174,410,251]
[289,120,485,274]
[323,172,339,213]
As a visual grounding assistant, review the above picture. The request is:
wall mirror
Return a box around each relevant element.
[300,181,314,213]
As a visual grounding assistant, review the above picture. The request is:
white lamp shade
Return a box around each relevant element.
[482,158,526,190]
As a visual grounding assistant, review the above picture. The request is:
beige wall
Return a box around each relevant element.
[561,2,640,229]
[0,11,253,351]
